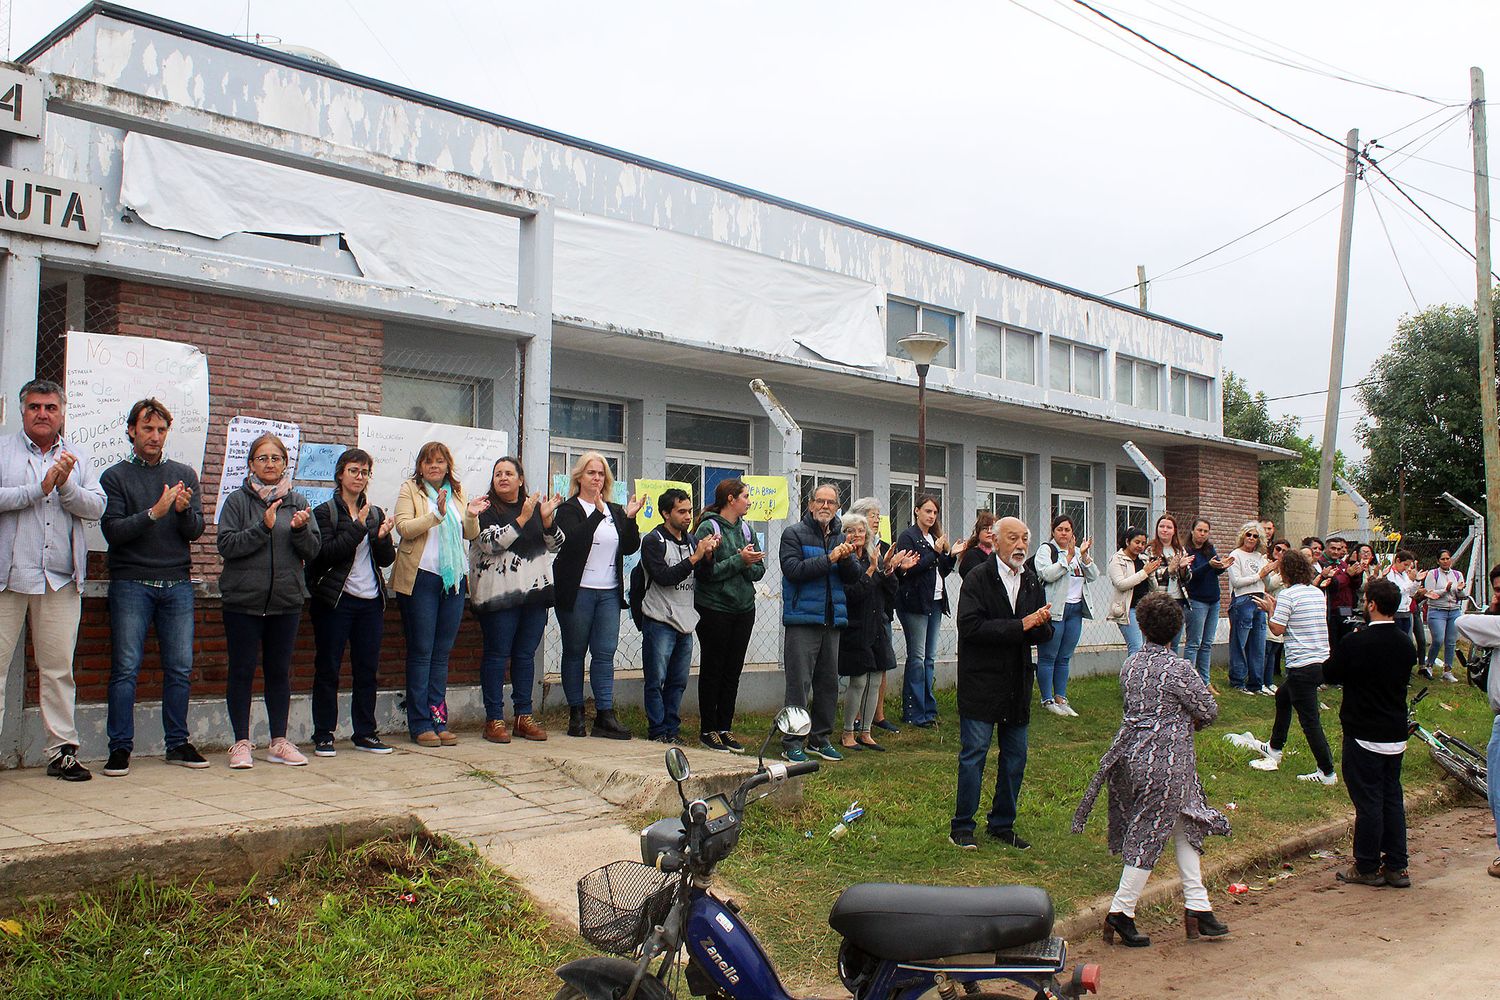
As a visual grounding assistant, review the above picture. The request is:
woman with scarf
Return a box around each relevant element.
[218,432,321,769]
[469,456,563,744]
[955,510,997,578]
[1073,592,1231,948]
[392,441,484,747]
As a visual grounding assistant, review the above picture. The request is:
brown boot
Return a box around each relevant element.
[513,714,548,741]
[484,719,511,744]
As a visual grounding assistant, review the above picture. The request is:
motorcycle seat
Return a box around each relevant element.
[827,883,1054,963]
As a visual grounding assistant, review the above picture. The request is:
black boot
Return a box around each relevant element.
[591,709,633,740]
[1102,912,1150,947]
[567,706,588,738]
[1184,909,1229,940]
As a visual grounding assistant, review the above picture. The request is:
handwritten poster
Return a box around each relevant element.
[356,414,508,522]
[214,416,302,522]
[633,479,692,530]
[741,475,790,521]
[296,442,344,482]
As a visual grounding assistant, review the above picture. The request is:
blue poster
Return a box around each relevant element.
[296,442,344,482]
[612,480,628,505]
[552,473,569,497]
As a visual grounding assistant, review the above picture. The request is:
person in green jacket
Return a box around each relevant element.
[692,479,766,753]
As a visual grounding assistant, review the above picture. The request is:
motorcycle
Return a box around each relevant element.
[554,707,1101,1000]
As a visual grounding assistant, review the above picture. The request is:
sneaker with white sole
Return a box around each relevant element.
[1225,731,1268,753]
[1441,671,1461,683]
[1054,698,1079,717]
[1043,700,1070,716]
[1298,769,1337,785]
[228,739,254,769]
[267,737,308,766]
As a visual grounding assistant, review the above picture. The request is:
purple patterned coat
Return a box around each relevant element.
[1071,643,1231,869]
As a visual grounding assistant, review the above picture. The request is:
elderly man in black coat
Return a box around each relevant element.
[950,516,1054,851]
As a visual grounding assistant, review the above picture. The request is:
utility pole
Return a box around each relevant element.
[1315,128,1360,539]
[1136,265,1149,311]
[1473,68,1499,572]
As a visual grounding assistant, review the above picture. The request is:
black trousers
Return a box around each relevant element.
[311,595,385,742]
[696,606,755,733]
[1343,741,1408,873]
[1270,663,1335,775]
[223,610,301,742]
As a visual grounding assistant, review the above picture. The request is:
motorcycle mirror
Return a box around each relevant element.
[665,747,692,783]
[776,706,812,738]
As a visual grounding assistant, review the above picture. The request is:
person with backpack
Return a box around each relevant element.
[692,479,766,753]
[636,488,717,744]
[1032,513,1097,717]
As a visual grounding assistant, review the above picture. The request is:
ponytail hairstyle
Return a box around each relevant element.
[693,478,747,533]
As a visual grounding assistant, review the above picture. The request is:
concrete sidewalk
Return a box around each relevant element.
[0,730,768,922]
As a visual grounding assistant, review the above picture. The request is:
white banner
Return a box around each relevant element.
[65,331,210,550]
[356,414,508,529]
[214,416,302,522]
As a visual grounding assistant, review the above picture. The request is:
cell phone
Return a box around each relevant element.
[358,491,367,508]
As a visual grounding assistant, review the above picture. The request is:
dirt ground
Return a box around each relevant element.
[1068,805,1500,1000]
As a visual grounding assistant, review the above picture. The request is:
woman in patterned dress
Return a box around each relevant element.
[1073,591,1231,948]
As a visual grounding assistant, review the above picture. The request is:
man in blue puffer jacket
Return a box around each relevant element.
[779,483,860,762]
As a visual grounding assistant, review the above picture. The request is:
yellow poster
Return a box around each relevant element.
[633,479,693,529]
[879,515,891,545]
[741,475,790,522]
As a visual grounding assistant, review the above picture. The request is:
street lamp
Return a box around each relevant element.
[897,332,948,494]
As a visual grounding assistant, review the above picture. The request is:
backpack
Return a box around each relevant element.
[628,539,654,633]
[1022,541,1059,579]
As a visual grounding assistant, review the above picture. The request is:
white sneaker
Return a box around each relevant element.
[1044,701,1070,716]
[1262,684,1278,695]
[1441,671,1461,683]
[1225,731,1265,753]
[1062,703,1080,718]
[1298,769,1337,785]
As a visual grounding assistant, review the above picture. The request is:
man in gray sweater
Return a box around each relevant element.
[638,488,716,744]
[1457,599,1500,880]
[99,398,206,776]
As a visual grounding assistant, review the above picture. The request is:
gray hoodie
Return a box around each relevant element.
[1455,613,1500,713]
[217,478,321,615]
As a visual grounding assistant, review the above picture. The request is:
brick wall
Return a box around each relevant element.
[23,280,487,707]
[1164,444,1262,607]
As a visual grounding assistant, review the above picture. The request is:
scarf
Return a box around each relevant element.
[424,480,466,592]
[248,474,291,505]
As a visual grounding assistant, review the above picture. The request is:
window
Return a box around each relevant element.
[887,297,958,367]
[383,370,477,426]
[1115,467,1151,543]
[799,428,858,514]
[976,321,1037,384]
[666,410,751,505]
[1048,340,1102,397]
[1115,356,1162,410]
[976,449,1025,524]
[1170,370,1213,420]
[890,439,949,537]
[1050,460,1092,539]
[549,395,626,491]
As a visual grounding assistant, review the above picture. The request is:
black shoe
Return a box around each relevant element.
[873,719,901,734]
[1418,666,1433,679]
[47,746,92,782]
[352,735,394,754]
[1185,908,1230,939]
[591,709,632,740]
[987,828,1031,850]
[718,732,745,753]
[313,738,337,758]
[949,830,978,850]
[102,748,131,777]
[1382,867,1412,888]
[567,706,588,738]
[1103,912,1150,947]
[700,732,729,752]
[913,720,937,729]
[164,743,210,768]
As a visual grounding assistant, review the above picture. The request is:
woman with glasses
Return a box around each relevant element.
[217,433,321,769]
[305,448,397,757]
[1226,521,1274,695]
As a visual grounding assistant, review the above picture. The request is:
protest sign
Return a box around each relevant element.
[356,415,508,524]
[633,479,691,530]
[741,475,789,521]
[214,416,301,522]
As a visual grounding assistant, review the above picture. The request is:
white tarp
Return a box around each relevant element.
[356,414,508,530]
[120,133,886,367]
[65,331,210,550]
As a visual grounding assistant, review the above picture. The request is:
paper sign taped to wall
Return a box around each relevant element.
[633,479,692,530]
[214,416,302,522]
[879,515,891,545]
[741,475,789,522]
[65,331,210,549]
[296,443,344,481]
[297,486,336,509]
[552,473,569,497]
[356,414,508,524]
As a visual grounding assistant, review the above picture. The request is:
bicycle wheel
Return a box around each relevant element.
[1428,744,1489,799]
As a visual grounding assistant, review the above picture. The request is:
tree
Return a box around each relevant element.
[1353,298,1500,540]
[1221,370,1338,521]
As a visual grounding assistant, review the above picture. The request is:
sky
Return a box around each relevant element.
[13,0,1500,454]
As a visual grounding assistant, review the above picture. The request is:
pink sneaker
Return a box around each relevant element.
[228,740,254,770]
[267,738,308,766]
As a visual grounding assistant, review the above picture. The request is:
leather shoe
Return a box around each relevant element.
[1103,912,1150,947]
[1184,908,1229,939]
[513,714,548,741]
[414,732,441,748]
[567,706,588,738]
[591,708,633,740]
[437,730,459,746]
[484,719,511,744]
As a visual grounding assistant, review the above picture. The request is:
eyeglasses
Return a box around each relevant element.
[343,468,371,479]
[810,498,839,507]
[251,454,285,465]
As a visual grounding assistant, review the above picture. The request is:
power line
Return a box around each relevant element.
[1154,199,1341,283]
[1363,176,1422,311]
[339,0,417,87]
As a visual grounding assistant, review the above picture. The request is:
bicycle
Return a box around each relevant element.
[1408,687,1489,798]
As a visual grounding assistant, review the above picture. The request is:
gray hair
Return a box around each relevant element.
[18,378,65,406]
[840,512,879,564]
[849,496,880,519]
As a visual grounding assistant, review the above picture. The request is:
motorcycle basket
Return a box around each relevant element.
[576,860,681,956]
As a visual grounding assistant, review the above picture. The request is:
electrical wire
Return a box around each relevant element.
[1363,177,1423,311]
[339,0,418,87]
[1152,200,1342,283]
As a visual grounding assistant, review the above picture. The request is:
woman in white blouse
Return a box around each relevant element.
[1226,521,1275,695]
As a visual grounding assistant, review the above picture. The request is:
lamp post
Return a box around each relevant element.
[897,332,948,494]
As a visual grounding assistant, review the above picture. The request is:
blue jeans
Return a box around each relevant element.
[1426,607,1462,669]
[642,619,693,738]
[1487,715,1500,853]
[107,580,195,753]
[1183,599,1220,684]
[311,595,385,742]
[898,607,942,725]
[1118,608,1143,658]
[952,716,1029,837]
[398,570,467,737]
[477,604,548,719]
[556,587,621,710]
[1035,602,1084,702]
[1228,594,1268,691]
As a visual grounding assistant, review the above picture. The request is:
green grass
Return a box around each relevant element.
[695,669,1495,985]
[0,833,582,1000]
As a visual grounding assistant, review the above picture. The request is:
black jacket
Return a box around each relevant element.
[893,525,957,615]
[956,553,1053,726]
[306,496,396,607]
[553,496,642,612]
[957,545,990,579]
[838,556,886,676]
[1323,621,1415,744]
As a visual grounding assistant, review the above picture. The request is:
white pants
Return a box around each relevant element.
[0,584,83,755]
[1109,818,1211,916]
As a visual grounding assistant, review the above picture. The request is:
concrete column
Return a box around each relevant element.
[516,206,554,487]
